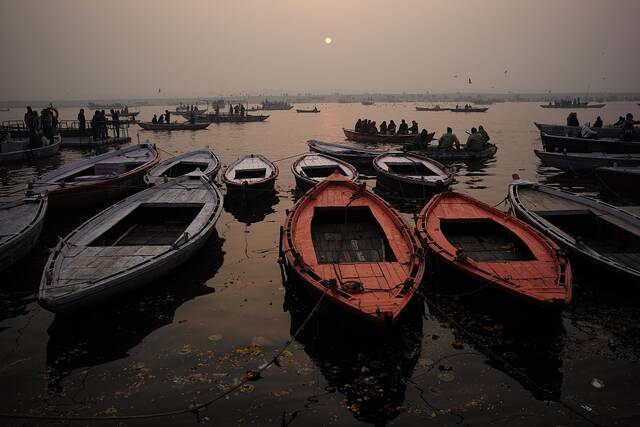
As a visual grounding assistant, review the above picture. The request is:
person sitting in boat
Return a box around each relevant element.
[593,116,603,128]
[398,119,409,135]
[613,116,625,126]
[409,120,419,134]
[355,119,362,132]
[158,114,165,124]
[465,127,485,152]
[234,104,240,115]
[566,112,579,127]
[417,129,431,148]
[151,114,158,124]
[622,113,635,142]
[165,110,171,123]
[369,121,378,134]
[438,127,460,151]
[388,120,397,135]
[478,125,490,143]
[379,121,387,134]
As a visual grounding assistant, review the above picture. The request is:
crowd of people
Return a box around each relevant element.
[436,125,491,152]
[151,110,174,125]
[354,118,421,135]
[22,105,59,147]
[567,112,638,141]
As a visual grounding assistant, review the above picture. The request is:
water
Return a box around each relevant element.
[1,102,639,426]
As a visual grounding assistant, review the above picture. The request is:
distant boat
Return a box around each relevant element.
[88,102,124,110]
[361,97,375,106]
[296,107,320,113]
[450,106,489,113]
[415,105,450,112]
[222,154,278,196]
[145,149,220,185]
[418,191,572,309]
[373,152,453,197]
[259,100,294,110]
[280,172,426,328]
[508,181,640,282]
[343,128,430,144]
[0,107,10,112]
[0,135,61,164]
[540,102,605,109]
[30,143,159,209]
[39,172,223,313]
[291,153,358,192]
[0,194,47,272]
[534,150,640,173]
[138,121,210,131]
[182,113,269,123]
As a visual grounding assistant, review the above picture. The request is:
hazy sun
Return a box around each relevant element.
[324,37,332,45]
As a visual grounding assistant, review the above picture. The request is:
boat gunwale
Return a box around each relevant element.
[373,152,454,186]
[221,154,279,187]
[291,153,359,188]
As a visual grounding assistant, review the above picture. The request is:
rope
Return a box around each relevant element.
[0,291,327,422]
[416,288,603,427]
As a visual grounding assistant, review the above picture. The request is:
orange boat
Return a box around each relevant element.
[416,192,572,309]
[281,172,426,328]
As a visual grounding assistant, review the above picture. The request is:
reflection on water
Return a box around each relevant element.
[45,234,224,391]
[223,190,280,225]
[284,278,423,425]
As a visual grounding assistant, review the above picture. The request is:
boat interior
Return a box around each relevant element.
[311,207,396,264]
[234,168,266,180]
[90,204,204,246]
[440,219,535,262]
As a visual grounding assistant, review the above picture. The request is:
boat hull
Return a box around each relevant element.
[373,153,454,198]
[0,195,48,272]
[540,104,605,109]
[0,137,61,164]
[138,122,210,131]
[450,107,488,113]
[343,128,429,144]
[535,150,640,173]
[406,144,498,161]
[596,167,640,195]
[534,122,640,141]
[540,132,640,154]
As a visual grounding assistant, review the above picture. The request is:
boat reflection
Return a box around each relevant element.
[283,280,423,424]
[223,190,279,225]
[423,283,566,401]
[45,233,225,392]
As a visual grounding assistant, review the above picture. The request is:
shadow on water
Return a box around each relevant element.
[45,233,225,392]
[422,270,566,402]
[283,277,423,426]
[223,190,279,225]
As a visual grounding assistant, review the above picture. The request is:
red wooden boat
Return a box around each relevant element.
[281,173,426,328]
[416,192,572,309]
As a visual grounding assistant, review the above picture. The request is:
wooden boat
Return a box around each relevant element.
[0,107,10,112]
[186,113,269,123]
[260,100,293,110]
[417,192,572,308]
[361,98,375,106]
[0,135,61,164]
[405,144,498,161]
[534,122,640,141]
[534,150,640,173]
[540,103,605,109]
[281,172,426,328]
[138,121,210,131]
[415,105,450,111]
[373,152,453,197]
[540,132,640,154]
[508,181,640,282]
[39,173,223,313]
[30,143,159,209]
[596,166,640,195]
[107,111,139,118]
[343,128,433,144]
[145,149,220,185]
[450,107,488,113]
[296,108,320,113]
[222,154,278,196]
[291,153,358,192]
[0,194,47,272]
[307,140,384,172]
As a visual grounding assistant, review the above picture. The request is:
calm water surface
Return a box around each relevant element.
[1,102,639,426]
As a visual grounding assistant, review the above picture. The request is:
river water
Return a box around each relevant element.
[1,102,639,426]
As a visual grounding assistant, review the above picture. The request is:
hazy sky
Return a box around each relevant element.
[1,0,639,100]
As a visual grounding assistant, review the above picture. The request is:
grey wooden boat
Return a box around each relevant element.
[0,193,48,272]
[373,152,454,197]
[534,149,640,173]
[291,153,358,192]
[596,166,640,195]
[39,173,223,313]
[0,135,61,164]
[145,149,220,185]
[508,181,640,281]
[540,132,640,154]
[307,139,384,172]
[534,122,640,141]
[222,154,278,195]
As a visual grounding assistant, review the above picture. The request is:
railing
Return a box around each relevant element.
[1,119,132,138]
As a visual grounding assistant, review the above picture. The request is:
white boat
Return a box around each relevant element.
[145,149,220,185]
[0,194,48,271]
[291,153,358,192]
[39,173,223,313]
[0,135,61,164]
[373,152,454,197]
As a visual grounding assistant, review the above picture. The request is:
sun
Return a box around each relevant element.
[324,37,332,45]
